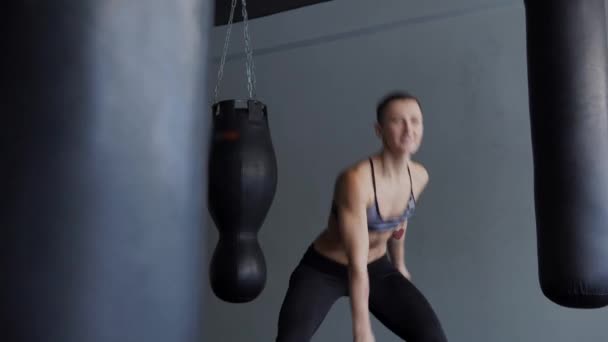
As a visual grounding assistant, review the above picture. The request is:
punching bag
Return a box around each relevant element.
[208,99,278,303]
[0,2,210,342]
[524,0,608,308]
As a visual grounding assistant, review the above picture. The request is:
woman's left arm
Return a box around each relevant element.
[388,162,429,280]
[388,223,411,280]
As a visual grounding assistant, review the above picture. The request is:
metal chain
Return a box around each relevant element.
[241,0,257,99]
[213,0,257,107]
[213,0,238,106]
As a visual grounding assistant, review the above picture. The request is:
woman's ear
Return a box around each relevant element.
[374,121,382,138]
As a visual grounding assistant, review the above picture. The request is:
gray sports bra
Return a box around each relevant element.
[331,158,416,231]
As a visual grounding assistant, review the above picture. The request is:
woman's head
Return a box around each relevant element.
[375,91,424,156]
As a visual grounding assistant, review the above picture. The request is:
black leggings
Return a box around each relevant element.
[276,245,447,342]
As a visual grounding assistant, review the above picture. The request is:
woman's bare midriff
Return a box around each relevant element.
[312,216,394,265]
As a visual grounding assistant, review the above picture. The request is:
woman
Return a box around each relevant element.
[276,91,447,342]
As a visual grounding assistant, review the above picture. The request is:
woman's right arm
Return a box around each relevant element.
[334,170,375,342]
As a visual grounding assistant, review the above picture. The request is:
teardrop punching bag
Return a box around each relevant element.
[208,0,277,303]
[524,0,608,308]
[0,2,210,342]
[208,100,278,303]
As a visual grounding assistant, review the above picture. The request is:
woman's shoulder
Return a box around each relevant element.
[333,157,375,197]
[409,160,429,182]
[409,160,430,195]
[338,156,375,180]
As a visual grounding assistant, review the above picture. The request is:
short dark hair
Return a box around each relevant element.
[376,91,422,124]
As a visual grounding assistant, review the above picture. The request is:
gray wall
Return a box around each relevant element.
[204,0,608,341]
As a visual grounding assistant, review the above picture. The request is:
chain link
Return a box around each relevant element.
[213,0,257,107]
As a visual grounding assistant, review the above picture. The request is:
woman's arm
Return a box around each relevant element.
[388,162,430,280]
[388,222,411,280]
[334,170,375,342]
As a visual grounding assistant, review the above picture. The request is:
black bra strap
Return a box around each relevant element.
[369,158,383,220]
[407,163,416,203]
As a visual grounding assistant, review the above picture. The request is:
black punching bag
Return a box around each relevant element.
[0,2,210,342]
[208,99,277,303]
[524,0,608,308]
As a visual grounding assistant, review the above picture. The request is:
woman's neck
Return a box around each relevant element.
[377,149,410,178]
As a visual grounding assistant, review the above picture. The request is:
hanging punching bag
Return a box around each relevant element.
[524,0,608,308]
[0,2,210,341]
[208,99,278,303]
[208,0,277,303]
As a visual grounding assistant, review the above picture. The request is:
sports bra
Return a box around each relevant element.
[331,158,416,231]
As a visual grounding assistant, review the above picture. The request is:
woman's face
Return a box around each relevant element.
[376,99,424,155]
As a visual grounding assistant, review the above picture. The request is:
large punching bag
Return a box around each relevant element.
[208,100,277,303]
[208,0,278,303]
[524,0,608,308]
[0,2,211,341]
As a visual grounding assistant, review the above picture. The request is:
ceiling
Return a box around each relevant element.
[214,0,333,26]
